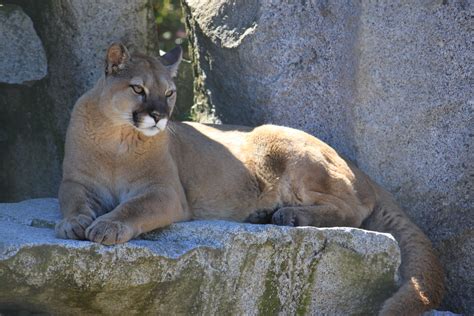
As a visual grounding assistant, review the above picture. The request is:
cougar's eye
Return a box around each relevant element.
[165,90,174,98]
[130,85,145,95]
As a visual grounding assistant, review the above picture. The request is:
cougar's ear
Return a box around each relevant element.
[105,42,130,76]
[161,46,182,78]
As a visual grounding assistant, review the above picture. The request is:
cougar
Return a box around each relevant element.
[56,43,444,315]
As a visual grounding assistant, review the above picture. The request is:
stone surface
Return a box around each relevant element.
[0,198,401,315]
[183,0,473,312]
[0,4,47,85]
[0,0,159,201]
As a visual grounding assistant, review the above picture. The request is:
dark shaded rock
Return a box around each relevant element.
[174,59,195,120]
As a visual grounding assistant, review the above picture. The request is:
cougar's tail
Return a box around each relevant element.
[363,184,445,316]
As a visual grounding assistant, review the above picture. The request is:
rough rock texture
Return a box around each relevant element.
[0,199,401,315]
[0,4,47,85]
[183,0,473,312]
[0,0,159,201]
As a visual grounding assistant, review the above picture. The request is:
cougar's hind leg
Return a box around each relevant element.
[275,158,373,228]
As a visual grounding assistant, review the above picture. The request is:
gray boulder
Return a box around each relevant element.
[0,4,47,84]
[0,199,401,315]
[182,0,473,312]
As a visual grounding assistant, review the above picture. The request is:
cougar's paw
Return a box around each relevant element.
[85,219,134,245]
[272,208,298,227]
[55,214,94,240]
[245,209,275,224]
[272,208,312,227]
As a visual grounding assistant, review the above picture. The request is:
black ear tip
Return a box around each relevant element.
[172,45,183,55]
[162,46,183,66]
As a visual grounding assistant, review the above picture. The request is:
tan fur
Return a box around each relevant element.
[57,44,444,315]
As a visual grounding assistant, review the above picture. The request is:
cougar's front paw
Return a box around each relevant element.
[55,214,94,240]
[85,219,134,245]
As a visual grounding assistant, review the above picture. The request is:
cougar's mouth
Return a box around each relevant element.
[131,111,168,137]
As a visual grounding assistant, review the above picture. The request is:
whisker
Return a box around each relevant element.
[166,123,177,137]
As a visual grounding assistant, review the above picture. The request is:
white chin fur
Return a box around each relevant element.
[156,118,168,130]
[140,127,160,137]
[141,115,156,128]
[138,118,168,137]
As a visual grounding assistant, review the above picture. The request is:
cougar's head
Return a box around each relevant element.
[100,42,182,136]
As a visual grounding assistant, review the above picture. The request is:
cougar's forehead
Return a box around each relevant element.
[130,77,144,86]
[128,56,174,90]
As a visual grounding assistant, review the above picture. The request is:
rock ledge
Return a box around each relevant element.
[0,199,400,315]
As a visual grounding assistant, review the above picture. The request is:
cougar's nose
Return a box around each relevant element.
[149,111,165,123]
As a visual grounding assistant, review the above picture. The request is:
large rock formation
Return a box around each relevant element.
[0,199,401,315]
[182,0,473,312]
